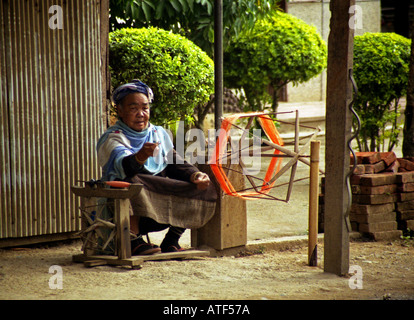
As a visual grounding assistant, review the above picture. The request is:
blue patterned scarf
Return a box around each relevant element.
[97,120,174,181]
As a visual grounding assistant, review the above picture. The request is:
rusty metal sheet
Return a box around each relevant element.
[0,0,108,240]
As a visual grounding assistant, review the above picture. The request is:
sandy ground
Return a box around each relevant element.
[0,238,413,300]
[1,128,413,301]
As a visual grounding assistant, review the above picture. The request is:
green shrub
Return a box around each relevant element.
[353,32,411,152]
[109,27,214,126]
[224,10,327,111]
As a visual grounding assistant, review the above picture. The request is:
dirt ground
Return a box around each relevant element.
[1,132,413,301]
[0,238,413,300]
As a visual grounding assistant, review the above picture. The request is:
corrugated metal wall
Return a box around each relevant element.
[0,0,109,241]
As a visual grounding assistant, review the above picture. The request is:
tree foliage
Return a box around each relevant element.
[402,22,414,157]
[353,32,411,152]
[223,10,327,111]
[109,0,281,56]
[109,27,214,126]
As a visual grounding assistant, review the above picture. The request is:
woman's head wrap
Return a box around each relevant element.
[112,79,154,106]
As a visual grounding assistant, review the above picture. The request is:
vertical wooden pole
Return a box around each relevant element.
[308,140,320,266]
[286,110,299,202]
[324,0,355,275]
[214,0,223,130]
[115,199,131,259]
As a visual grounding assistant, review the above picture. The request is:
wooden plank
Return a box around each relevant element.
[324,0,355,275]
[71,184,143,199]
[141,250,210,261]
[73,250,209,267]
[73,254,144,267]
[84,260,108,267]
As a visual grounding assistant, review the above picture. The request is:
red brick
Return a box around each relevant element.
[351,164,365,175]
[380,152,397,166]
[364,165,374,174]
[352,152,382,164]
[351,185,360,194]
[363,161,386,174]
[351,203,395,215]
[354,184,397,195]
[395,171,414,183]
[397,210,414,220]
[398,182,414,193]
[359,173,397,186]
[350,174,362,185]
[365,230,402,241]
[397,192,414,202]
[397,158,414,171]
[359,221,398,233]
[385,160,400,173]
[350,211,396,224]
[396,200,414,211]
[353,193,398,205]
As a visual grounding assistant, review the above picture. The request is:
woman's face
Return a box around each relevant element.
[117,93,150,132]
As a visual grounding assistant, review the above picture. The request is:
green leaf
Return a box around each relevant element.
[169,0,182,12]
[109,27,214,126]
[141,1,153,21]
[155,0,165,20]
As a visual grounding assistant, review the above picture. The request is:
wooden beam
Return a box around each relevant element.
[324,0,355,275]
[71,184,142,199]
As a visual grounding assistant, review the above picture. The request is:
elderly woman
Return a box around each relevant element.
[97,80,217,255]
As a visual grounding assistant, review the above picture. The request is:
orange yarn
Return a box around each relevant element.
[209,113,284,200]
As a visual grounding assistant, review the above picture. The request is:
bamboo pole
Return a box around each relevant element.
[308,140,320,266]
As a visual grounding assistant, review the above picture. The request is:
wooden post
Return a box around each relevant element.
[192,164,247,250]
[214,0,223,130]
[308,140,320,266]
[324,0,355,275]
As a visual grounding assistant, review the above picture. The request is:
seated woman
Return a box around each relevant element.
[97,80,217,255]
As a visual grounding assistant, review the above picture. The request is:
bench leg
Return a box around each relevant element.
[114,199,131,259]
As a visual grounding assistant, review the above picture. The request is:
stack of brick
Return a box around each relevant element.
[350,172,401,240]
[349,151,414,240]
[395,172,414,233]
[319,151,414,240]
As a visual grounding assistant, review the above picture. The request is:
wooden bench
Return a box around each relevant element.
[71,183,209,268]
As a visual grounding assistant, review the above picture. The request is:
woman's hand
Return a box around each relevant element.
[191,172,210,190]
[135,142,160,164]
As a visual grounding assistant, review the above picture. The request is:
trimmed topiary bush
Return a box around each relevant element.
[224,10,327,111]
[109,27,214,126]
[353,32,411,152]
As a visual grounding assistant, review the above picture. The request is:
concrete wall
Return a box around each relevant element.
[286,0,381,102]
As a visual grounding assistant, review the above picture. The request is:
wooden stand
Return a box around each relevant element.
[192,164,247,250]
[71,184,143,268]
[71,183,211,268]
